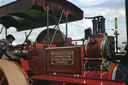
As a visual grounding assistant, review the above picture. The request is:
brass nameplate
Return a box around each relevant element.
[51,51,74,65]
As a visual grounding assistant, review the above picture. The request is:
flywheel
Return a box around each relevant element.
[36,28,66,46]
[0,59,29,85]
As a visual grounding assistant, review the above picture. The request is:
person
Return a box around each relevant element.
[0,34,15,58]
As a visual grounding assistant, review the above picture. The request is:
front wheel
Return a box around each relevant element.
[0,59,29,85]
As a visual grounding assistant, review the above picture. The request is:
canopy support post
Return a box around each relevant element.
[0,26,4,34]
[49,9,65,46]
[125,0,128,46]
[46,0,50,47]
[5,28,7,38]
[65,8,68,39]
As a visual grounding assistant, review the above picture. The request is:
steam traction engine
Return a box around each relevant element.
[6,16,127,85]
[0,0,128,85]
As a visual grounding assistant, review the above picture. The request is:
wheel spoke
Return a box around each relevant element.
[0,75,6,85]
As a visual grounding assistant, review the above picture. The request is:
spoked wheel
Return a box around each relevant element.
[0,59,29,85]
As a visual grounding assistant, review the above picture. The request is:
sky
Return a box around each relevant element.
[68,0,126,46]
[0,0,16,5]
[0,0,126,47]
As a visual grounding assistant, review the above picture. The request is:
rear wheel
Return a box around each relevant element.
[0,59,29,85]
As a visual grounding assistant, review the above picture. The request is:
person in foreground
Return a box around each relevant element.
[0,34,15,58]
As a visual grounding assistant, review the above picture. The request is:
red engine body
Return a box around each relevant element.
[85,36,104,64]
[18,36,126,85]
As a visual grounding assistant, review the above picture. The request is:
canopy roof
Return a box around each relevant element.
[0,0,83,31]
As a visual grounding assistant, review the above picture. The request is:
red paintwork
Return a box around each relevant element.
[20,42,125,85]
[83,64,118,80]
[0,0,83,19]
[26,43,56,74]
[20,58,30,72]
[32,74,126,85]
[51,38,74,46]
[86,37,104,58]
[80,45,85,77]
[86,36,104,64]
[108,64,117,80]
[84,71,109,80]
[28,46,47,74]
[46,46,82,73]
[0,0,126,85]
[20,40,126,85]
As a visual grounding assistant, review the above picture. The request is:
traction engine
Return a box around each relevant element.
[12,16,127,85]
[0,0,128,85]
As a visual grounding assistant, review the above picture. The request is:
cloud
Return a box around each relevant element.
[0,0,16,6]
[99,8,125,20]
[83,8,125,20]
[68,0,125,21]
[60,20,92,40]
[69,0,124,9]
[69,0,110,7]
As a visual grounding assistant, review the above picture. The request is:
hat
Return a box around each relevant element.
[6,34,15,40]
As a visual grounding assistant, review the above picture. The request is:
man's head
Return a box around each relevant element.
[6,34,15,43]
